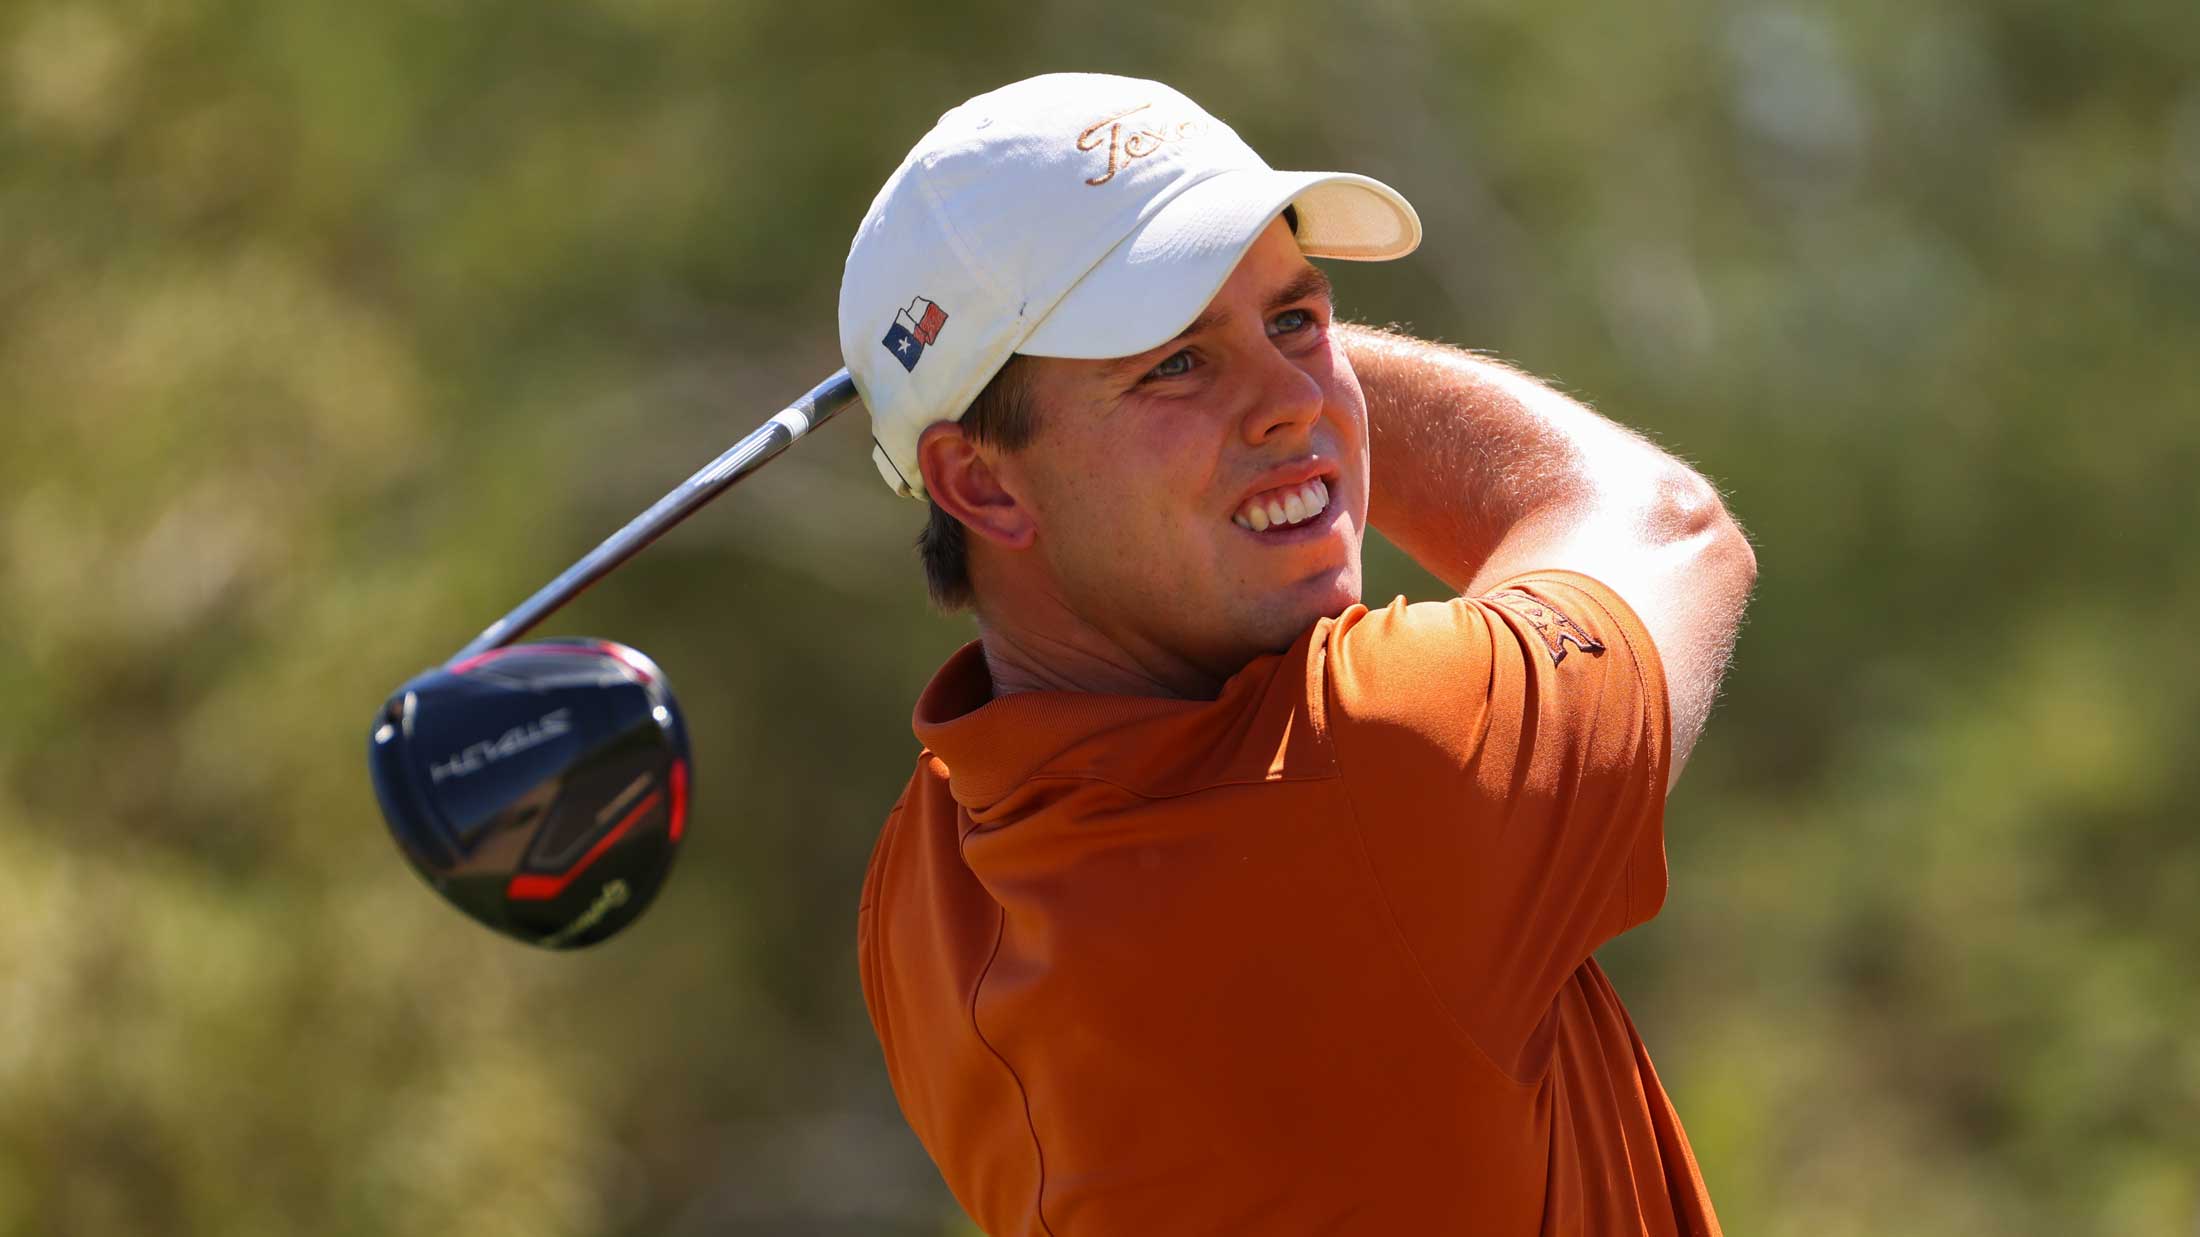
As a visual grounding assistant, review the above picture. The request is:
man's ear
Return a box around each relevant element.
[917,422,1037,550]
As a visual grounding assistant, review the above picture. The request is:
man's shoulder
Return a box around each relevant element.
[1315,576,1656,769]
[1320,576,1644,689]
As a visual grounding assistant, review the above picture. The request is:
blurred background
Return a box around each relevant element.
[4,0,2197,1233]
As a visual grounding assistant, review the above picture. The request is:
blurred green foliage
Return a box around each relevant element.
[3,0,2197,1232]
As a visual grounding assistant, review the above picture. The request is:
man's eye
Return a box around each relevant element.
[1269,308,1313,336]
[1147,350,1195,381]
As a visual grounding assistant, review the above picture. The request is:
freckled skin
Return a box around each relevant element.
[998,219,1372,686]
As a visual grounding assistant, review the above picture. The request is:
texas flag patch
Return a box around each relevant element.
[882,297,949,373]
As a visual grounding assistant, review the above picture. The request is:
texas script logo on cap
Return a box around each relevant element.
[1076,102,1207,186]
[882,296,949,373]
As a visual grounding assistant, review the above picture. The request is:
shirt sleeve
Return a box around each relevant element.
[1321,570,1672,1081]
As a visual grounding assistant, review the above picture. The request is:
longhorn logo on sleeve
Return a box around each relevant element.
[1491,591,1605,666]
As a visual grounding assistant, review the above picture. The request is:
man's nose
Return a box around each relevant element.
[1238,343,1325,444]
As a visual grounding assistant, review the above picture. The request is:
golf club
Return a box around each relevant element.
[367,368,860,948]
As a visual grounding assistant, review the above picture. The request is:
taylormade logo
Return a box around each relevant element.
[430,709,572,783]
[544,879,630,948]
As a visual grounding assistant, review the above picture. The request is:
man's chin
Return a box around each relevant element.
[1246,572,1363,654]
[1296,564,1363,624]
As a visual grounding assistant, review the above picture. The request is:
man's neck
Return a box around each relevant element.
[974,612,1223,701]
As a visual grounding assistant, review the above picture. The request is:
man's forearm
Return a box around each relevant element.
[1345,323,1663,594]
[1340,322,1758,784]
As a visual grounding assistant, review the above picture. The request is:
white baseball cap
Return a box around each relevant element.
[838,72,1422,499]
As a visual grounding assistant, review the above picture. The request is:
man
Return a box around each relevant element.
[839,73,1755,1235]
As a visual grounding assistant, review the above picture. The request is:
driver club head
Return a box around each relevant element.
[368,640,689,949]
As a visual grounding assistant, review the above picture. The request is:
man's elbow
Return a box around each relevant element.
[1655,466,1757,594]
[1647,466,1755,789]
[1721,514,1760,593]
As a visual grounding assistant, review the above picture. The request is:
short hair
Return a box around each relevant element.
[919,355,1037,611]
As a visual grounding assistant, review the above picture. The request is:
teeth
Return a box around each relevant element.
[1234,478,1332,532]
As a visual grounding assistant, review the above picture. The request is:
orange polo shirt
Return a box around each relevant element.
[858,572,1719,1235]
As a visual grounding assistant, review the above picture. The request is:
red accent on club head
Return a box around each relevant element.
[669,758,688,843]
[449,642,606,676]
[597,641,655,684]
[446,647,510,675]
[506,787,665,902]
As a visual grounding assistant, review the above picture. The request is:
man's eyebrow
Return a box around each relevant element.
[1101,265,1336,382]
[1268,265,1333,311]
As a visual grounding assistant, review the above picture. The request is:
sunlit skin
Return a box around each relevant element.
[916,217,1371,700]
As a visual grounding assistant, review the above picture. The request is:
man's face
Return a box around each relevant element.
[998,217,1370,685]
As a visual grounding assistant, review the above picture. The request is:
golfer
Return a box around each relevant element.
[840,73,1754,1236]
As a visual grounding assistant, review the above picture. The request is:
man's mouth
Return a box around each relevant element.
[1231,477,1331,532]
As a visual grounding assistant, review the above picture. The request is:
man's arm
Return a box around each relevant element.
[1341,324,1758,787]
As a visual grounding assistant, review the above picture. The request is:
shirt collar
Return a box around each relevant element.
[909,631,1339,809]
[911,642,1216,807]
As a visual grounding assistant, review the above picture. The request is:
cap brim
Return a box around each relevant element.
[1018,168,1421,361]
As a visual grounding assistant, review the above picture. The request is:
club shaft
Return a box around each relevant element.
[449,368,860,665]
